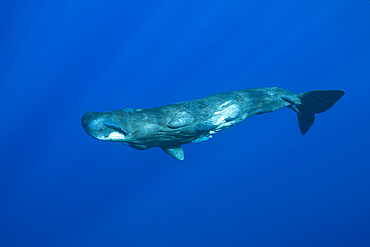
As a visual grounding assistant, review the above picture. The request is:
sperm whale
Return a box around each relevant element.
[81,87,344,160]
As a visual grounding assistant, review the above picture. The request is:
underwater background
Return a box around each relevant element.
[1,1,370,246]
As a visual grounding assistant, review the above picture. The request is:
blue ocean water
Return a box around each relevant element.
[1,0,369,246]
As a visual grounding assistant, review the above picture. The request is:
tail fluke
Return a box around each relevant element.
[296,90,345,135]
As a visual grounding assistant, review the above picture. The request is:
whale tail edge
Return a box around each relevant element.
[296,90,345,135]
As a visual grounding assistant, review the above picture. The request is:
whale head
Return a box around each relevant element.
[81,111,128,142]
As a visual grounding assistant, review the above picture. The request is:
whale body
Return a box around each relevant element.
[81,87,344,160]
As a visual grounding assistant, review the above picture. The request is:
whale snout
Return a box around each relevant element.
[81,111,106,137]
[81,111,94,131]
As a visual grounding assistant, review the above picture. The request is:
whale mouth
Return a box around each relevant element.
[103,122,128,136]
[102,122,127,141]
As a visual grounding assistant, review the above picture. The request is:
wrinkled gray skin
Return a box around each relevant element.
[82,87,344,160]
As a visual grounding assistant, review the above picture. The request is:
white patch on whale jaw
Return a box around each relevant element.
[105,132,126,141]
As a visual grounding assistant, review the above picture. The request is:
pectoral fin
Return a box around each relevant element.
[160,146,184,160]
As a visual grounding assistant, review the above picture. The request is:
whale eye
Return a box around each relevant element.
[103,121,128,135]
